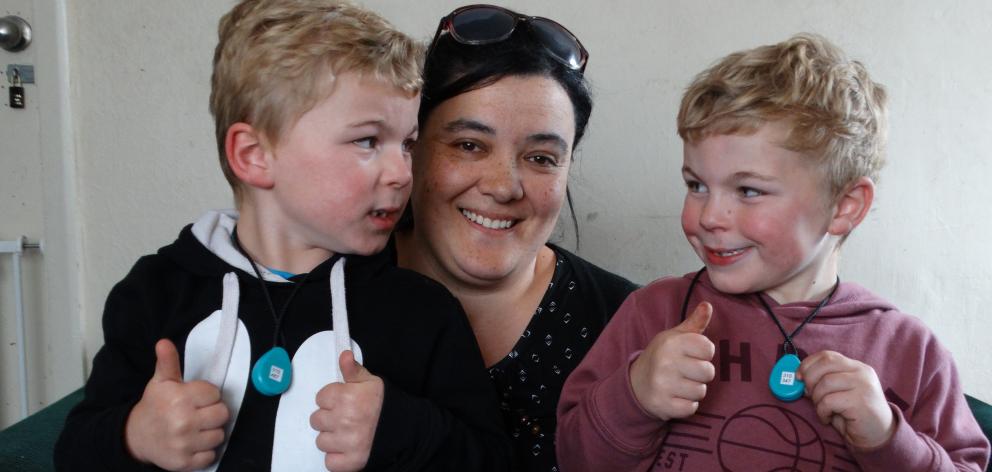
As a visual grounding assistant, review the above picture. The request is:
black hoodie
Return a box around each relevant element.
[55,210,511,471]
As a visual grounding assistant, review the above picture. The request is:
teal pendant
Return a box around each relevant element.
[252,347,292,396]
[769,354,804,402]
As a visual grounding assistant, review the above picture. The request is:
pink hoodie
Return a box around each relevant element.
[557,272,990,471]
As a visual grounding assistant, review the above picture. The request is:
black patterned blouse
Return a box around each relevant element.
[487,244,637,472]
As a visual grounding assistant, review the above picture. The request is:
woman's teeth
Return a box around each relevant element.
[461,209,515,229]
[715,248,745,256]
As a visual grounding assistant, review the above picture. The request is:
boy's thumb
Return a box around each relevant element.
[339,350,369,383]
[152,338,183,382]
[675,302,713,334]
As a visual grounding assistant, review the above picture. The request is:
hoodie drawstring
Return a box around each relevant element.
[207,257,350,390]
[206,272,239,388]
[331,258,350,362]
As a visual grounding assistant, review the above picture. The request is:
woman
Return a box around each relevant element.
[393,5,638,471]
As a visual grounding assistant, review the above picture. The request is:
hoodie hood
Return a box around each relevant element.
[692,269,899,324]
[156,209,286,281]
[159,210,390,285]
[191,209,288,282]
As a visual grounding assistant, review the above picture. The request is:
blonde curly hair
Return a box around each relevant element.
[210,0,424,202]
[677,33,887,197]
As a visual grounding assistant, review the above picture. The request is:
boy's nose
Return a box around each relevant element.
[477,154,524,203]
[382,145,412,188]
[699,196,731,230]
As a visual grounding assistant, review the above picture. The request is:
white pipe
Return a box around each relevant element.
[13,246,28,419]
[1,237,33,419]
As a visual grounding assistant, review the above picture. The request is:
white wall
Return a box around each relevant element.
[67,1,233,386]
[4,0,987,425]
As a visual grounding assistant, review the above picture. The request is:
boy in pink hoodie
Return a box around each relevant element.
[556,33,990,471]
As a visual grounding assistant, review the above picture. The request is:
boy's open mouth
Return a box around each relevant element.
[704,245,750,266]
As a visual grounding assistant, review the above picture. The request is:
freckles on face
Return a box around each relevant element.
[541,181,564,200]
[409,75,575,283]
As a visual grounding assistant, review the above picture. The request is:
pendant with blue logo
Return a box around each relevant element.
[769,353,804,402]
[252,346,292,396]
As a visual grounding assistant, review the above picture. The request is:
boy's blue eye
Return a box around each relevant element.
[686,180,708,193]
[354,137,377,149]
[739,187,764,198]
[402,138,417,153]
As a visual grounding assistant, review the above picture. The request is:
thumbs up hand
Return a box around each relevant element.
[125,339,230,471]
[310,350,384,472]
[629,302,716,421]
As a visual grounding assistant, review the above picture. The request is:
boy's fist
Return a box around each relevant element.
[125,339,230,471]
[630,302,716,421]
[798,350,895,450]
[310,350,384,472]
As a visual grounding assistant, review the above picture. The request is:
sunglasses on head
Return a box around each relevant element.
[428,4,589,72]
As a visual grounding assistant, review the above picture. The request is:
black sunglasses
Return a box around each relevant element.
[428,4,589,72]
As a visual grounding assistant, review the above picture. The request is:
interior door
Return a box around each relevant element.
[0,0,81,427]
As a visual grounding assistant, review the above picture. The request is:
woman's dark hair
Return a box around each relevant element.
[419,25,593,147]
[400,20,593,244]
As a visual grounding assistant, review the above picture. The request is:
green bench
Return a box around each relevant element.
[0,389,83,472]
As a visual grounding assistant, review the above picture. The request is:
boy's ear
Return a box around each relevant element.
[827,176,875,236]
[225,122,275,190]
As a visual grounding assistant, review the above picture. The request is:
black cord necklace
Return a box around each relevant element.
[758,277,840,402]
[232,229,318,396]
[678,267,840,402]
[755,278,839,357]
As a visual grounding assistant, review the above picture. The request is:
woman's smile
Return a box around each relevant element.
[460,208,519,230]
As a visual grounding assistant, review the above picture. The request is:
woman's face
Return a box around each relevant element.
[411,75,575,286]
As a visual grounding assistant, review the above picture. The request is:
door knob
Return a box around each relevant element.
[0,16,32,52]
